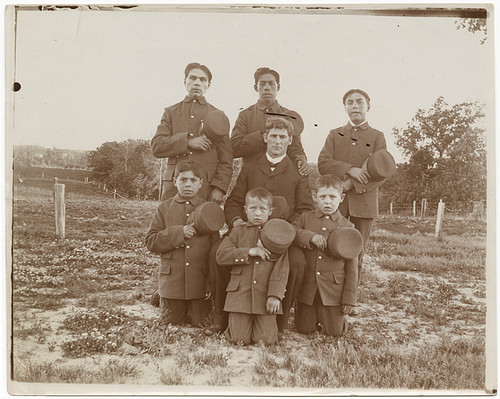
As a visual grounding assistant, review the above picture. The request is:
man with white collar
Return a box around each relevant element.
[318,89,387,284]
[214,116,314,334]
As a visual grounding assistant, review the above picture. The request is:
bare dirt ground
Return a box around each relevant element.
[9,182,489,393]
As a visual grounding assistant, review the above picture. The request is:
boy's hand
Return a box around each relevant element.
[183,223,196,239]
[188,135,212,152]
[266,296,281,314]
[248,247,270,260]
[311,234,327,251]
[347,167,371,185]
[342,305,355,315]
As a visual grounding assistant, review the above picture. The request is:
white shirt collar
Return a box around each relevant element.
[266,153,287,165]
[349,119,367,127]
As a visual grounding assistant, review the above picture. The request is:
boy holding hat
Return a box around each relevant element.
[145,160,215,327]
[151,62,233,203]
[318,89,391,284]
[292,175,359,336]
[216,188,290,345]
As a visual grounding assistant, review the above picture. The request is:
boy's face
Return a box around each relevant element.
[174,170,202,198]
[313,186,344,216]
[244,197,273,226]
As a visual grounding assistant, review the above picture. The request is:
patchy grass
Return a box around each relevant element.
[10,182,488,391]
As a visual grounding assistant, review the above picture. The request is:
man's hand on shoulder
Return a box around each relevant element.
[209,187,224,204]
[232,217,246,228]
[296,159,311,176]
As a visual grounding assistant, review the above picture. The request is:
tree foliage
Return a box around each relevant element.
[456,17,487,44]
[87,139,160,200]
[387,97,486,204]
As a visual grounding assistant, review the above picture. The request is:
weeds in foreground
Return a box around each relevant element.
[14,358,140,384]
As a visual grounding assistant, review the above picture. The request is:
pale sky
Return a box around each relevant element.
[7,4,494,163]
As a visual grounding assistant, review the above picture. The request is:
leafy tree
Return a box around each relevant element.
[388,97,486,204]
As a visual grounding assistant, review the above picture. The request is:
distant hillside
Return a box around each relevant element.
[13,145,89,169]
[14,166,91,182]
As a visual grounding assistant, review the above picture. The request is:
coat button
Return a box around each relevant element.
[185,262,190,266]
[189,151,193,155]
[322,227,327,231]
[318,255,322,260]
[352,142,356,146]
[190,115,194,119]
[186,213,190,217]
[193,99,197,103]
[241,259,245,262]
[253,280,257,284]
[235,259,239,262]
[186,245,190,249]
[185,201,190,205]
[316,272,320,275]
[255,261,259,265]
[325,215,330,219]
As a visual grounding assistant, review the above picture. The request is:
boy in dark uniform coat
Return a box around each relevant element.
[145,160,212,327]
[151,62,233,202]
[214,116,313,334]
[231,67,310,176]
[216,188,289,345]
[293,175,358,336]
[318,89,387,282]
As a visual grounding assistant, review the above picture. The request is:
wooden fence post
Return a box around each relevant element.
[114,189,117,199]
[390,202,393,216]
[85,177,88,183]
[103,183,106,191]
[54,183,65,239]
[435,200,445,239]
[420,198,427,219]
[42,172,45,179]
[413,200,416,217]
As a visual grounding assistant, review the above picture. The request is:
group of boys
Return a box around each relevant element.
[145,62,389,346]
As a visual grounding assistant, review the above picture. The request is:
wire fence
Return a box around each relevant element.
[379,200,486,220]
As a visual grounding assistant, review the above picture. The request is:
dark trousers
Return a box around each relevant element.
[339,202,373,283]
[209,240,306,332]
[295,295,347,337]
[225,312,278,345]
[160,297,210,327]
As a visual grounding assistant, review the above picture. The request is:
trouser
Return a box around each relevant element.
[339,202,373,283]
[160,297,210,327]
[295,295,347,337]
[225,312,278,345]
[276,245,306,331]
[210,241,306,332]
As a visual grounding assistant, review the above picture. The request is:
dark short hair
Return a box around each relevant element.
[174,160,204,179]
[264,116,293,137]
[184,62,213,83]
[313,174,343,193]
[342,89,371,105]
[245,187,273,209]
[254,67,280,85]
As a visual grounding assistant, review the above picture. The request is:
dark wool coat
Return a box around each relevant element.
[145,195,211,300]
[231,100,307,164]
[318,122,387,218]
[216,223,289,315]
[151,96,233,193]
[224,154,314,226]
[292,210,358,306]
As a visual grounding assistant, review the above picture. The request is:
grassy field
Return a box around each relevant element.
[9,179,489,394]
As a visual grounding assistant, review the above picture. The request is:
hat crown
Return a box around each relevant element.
[189,201,225,234]
[260,219,295,254]
[326,227,363,259]
[367,149,396,180]
[203,110,230,140]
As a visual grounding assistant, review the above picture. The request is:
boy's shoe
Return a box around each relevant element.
[207,324,225,334]
[150,290,160,307]
[349,307,359,316]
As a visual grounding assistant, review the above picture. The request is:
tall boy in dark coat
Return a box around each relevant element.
[318,89,387,282]
[145,160,212,327]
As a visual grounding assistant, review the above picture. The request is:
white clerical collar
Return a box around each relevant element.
[266,153,287,165]
[349,120,367,127]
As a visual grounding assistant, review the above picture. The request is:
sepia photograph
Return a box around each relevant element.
[4,2,496,396]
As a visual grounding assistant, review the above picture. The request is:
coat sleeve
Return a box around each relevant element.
[341,257,358,306]
[292,214,315,248]
[287,132,307,165]
[210,135,233,193]
[215,229,251,266]
[267,250,290,300]
[223,165,249,225]
[318,130,352,177]
[151,109,189,158]
[144,206,185,254]
[231,111,267,158]
[289,175,314,222]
